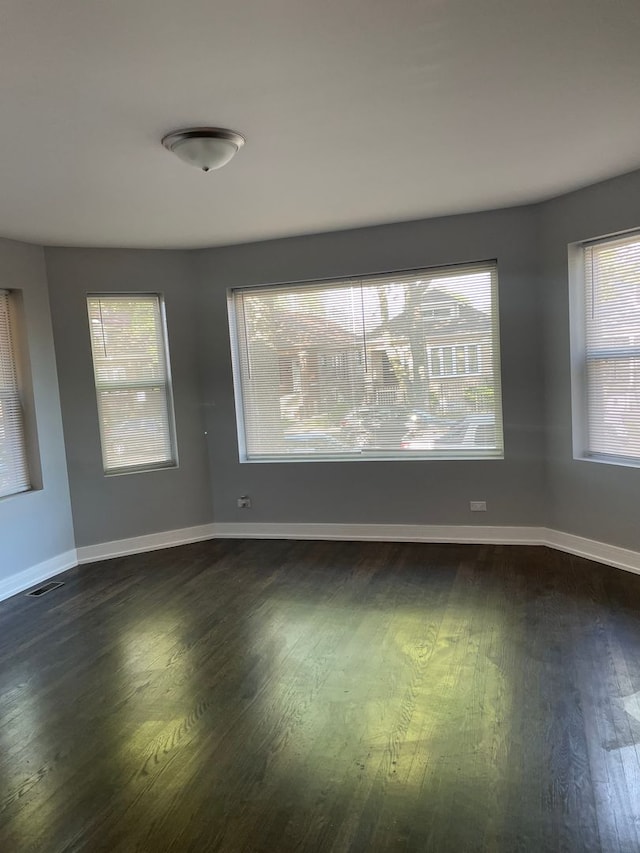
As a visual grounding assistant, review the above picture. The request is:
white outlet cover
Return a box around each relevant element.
[470,501,487,511]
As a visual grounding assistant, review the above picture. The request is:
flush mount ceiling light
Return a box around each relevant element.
[162,127,246,172]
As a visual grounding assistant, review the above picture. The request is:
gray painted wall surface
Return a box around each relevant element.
[45,249,212,547]
[0,238,74,576]
[35,168,640,554]
[197,206,547,527]
[541,169,640,549]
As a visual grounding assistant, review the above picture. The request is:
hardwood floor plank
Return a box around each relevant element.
[0,540,640,851]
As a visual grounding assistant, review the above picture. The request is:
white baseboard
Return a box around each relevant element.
[5,522,640,608]
[76,523,216,564]
[544,528,640,575]
[213,522,640,575]
[212,522,547,546]
[0,549,78,603]
[74,522,640,576]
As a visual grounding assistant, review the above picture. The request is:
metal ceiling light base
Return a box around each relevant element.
[162,127,246,172]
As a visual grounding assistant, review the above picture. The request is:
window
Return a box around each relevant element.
[573,230,640,465]
[429,344,480,377]
[0,290,30,497]
[87,294,177,474]
[422,304,460,320]
[229,261,503,461]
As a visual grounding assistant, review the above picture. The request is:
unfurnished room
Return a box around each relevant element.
[1,1,640,851]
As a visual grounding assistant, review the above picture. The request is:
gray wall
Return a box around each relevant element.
[197,206,547,527]
[45,249,212,547]
[36,168,640,554]
[0,238,74,576]
[541,169,640,549]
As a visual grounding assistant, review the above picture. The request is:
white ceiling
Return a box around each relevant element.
[2,0,640,249]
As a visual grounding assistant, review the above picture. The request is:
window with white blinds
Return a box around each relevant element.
[87,294,177,474]
[579,231,640,464]
[229,261,503,461]
[0,291,31,497]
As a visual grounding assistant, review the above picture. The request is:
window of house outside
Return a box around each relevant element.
[229,262,504,461]
[429,344,480,378]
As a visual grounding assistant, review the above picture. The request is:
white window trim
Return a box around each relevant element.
[570,228,640,469]
[87,293,179,476]
[0,289,32,498]
[228,261,504,464]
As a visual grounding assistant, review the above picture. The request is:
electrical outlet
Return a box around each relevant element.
[237,495,251,509]
[470,500,487,512]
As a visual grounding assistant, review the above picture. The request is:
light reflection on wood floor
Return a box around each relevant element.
[0,539,639,851]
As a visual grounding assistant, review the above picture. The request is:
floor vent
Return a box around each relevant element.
[26,581,64,597]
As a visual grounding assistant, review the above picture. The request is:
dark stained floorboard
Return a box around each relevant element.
[1,540,640,851]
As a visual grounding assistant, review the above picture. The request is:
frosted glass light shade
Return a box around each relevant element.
[162,128,245,172]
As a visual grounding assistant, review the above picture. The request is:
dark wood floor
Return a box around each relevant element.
[1,540,640,852]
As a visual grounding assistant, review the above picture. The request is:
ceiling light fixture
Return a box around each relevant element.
[162,127,246,172]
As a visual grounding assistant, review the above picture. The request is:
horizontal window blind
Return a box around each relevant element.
[87,295,176,473]
[584,232,640,462]
[0,290,30,497]
[230,262,503,461]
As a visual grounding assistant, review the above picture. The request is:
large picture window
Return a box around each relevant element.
[229,262,503,461]
[0,290,30,497]
[575,230,640,464]
[87,294,177,474]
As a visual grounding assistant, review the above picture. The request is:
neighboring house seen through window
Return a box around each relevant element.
[229,262,503,461]
[87,294,177,474]
[572,230,640,465]
[0,290,30,497]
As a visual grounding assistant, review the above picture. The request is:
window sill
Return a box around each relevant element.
[0,485,34,502]
[104,461,178,477]
[575,452,640,470]
[240,452,505,465]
